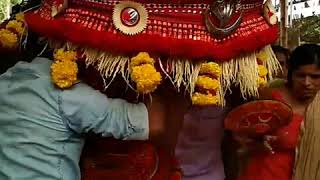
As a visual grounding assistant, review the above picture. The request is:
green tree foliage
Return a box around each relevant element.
[296,15,320,43]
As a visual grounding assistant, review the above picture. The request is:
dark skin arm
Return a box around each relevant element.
[145,84,191,153]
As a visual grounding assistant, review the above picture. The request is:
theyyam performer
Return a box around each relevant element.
[0,0,280,179]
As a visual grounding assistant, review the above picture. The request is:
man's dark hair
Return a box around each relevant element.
[272,45,290,65]
[287,44,320,86]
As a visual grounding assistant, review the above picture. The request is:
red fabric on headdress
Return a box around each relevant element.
[25,0,278,61]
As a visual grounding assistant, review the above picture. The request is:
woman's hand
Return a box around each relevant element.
[263,132,289,153]
[233,134,254,145]
[233,133,279,153]
[263,135,277,154]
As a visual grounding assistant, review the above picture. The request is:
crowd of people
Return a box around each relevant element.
[0,0,319,180]
[176,44,320,180]
[1,41,319,180]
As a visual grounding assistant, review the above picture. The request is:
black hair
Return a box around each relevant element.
[287,44,320,86]
[272,45,290,65]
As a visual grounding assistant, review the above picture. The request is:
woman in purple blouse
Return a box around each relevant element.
[175,106,228,180]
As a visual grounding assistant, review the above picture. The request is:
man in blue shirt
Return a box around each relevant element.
[0,57,166,180]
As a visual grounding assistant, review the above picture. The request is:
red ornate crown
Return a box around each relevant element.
[25,0,277,61]
[0,0,281,105]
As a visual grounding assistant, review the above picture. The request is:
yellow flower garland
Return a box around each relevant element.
[131,52,155,66]
[51,49,79,89]
[15,13,25,23]
[0,13,25,49]
[257,65,268,87]
[199,62,222,77]
[54,49,77,62]
[192,62,222,106]
[258,65,268,77]
[192,92,220,106]
[0,29,18,48]
[6,20,25,36]
[195,76,220,91]
[256,49,268,62]
[130,52,162,94]
[51,61,78,88]
[257,76,267,87]
[256,49,268,88]
[131,64,162,94]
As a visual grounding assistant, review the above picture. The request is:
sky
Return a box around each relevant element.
[272,0,320,20]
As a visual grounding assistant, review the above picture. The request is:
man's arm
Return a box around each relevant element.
[59,83,149,140]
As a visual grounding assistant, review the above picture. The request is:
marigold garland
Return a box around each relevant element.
[257,77,267,87]
[131,64,162,94]
[199,62,222,78]
[51,48,79,89]
[130,52,162,94]
[256,49,268,63]
[192,62,222,106]
[256,49,268,88]
[192,92,220,106]
[258,65,268,77]
[131,52,155,66]
[51,60,78,88]
[0,13,25,49]
[15,13,25,23]
[195,76,220,91]
[0,29,18,48]
[6,20,25,36]
[54,49,77,62]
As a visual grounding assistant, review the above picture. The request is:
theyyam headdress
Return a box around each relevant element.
[0,0,280,106]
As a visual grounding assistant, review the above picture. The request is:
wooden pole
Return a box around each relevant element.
[280,0,288,47]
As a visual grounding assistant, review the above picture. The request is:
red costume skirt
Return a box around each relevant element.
[80,137,181,180]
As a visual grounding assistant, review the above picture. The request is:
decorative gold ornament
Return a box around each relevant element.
[112,1,148,36]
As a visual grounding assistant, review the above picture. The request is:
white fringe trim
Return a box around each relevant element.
[52,42,279,105]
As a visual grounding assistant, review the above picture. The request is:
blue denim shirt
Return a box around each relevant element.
[0,58,149,180]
